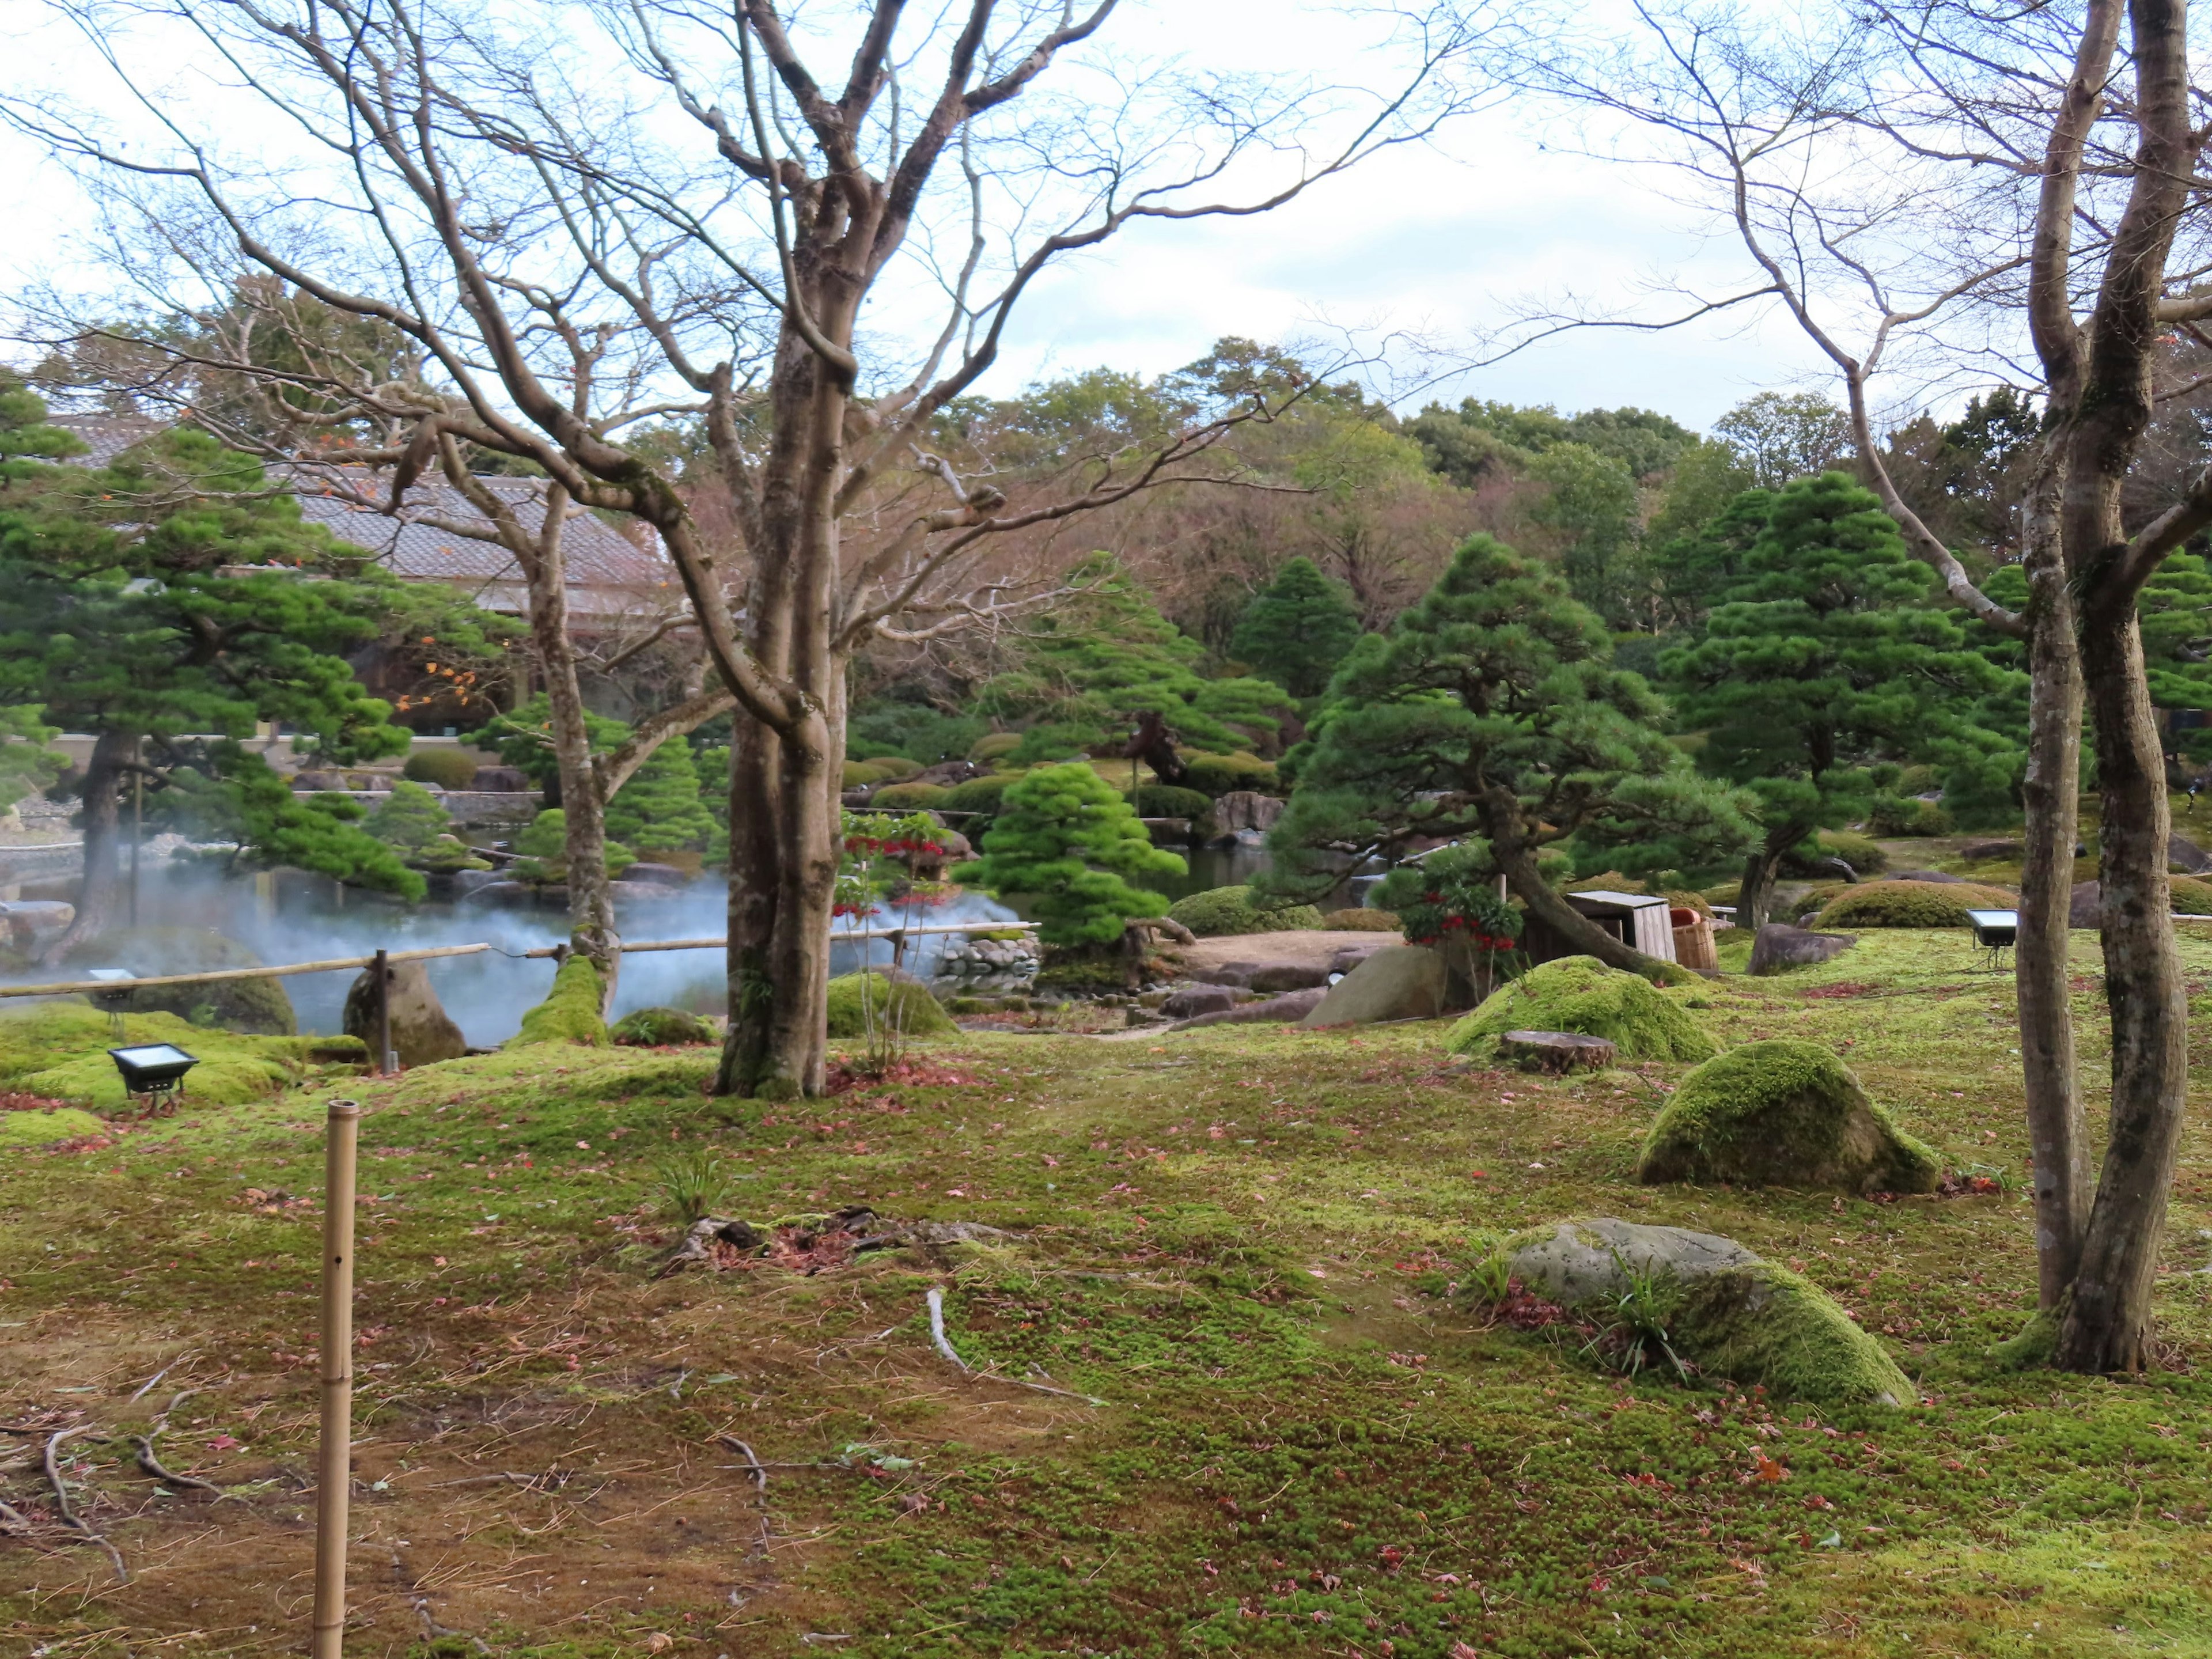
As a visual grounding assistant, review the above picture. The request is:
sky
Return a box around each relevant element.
[0,0,1842,434]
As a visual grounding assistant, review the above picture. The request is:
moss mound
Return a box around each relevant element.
[861,755,922,780]
[939,774,1021,816]
[825,972,956,1040]
[2172,876,2212,914]
[870,781,951,811]
[403,747,480,789]
[610,1006,718,1047]
[1444,956,1717,1062]
[509,956,608,1048]
[1815,879,2017,929]
[1676,1262,1916,1404]
[1166,885,1325,937]
[1637,1038,1941,1195]
[67,927,296,1035]
[0,1002,362,1111]
[1321,908,1403,932]
[842,760,892,790]
[0,1105,107,1145]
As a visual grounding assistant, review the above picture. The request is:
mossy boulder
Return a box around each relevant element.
[825,972,956,1040]
[611,1006,718,1046]
[342,957,468,1069]
[509,956,608,1047]
[1815,879,2016,929]
[1166,885,1325,937]
[67,927,296,1035]
[1637,1039,1940,1195]
[1444,956,1717,1062]
[1506,1217,1914,1406]
[2171,875,2212,915]
[0,1002,363,1111]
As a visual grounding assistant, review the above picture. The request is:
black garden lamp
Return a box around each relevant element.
[108,1041,199,1106]
[1965,908,2018,972]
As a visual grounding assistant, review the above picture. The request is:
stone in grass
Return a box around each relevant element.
[1636,1039,1941,1195]
[507,955,608,1048]
[1747,923,1858,976]
[1442,956,1717,1062]
[1169,988,1328,1029]
[1161,984,1240,1020]
[610,1006,718,1047]
[1507,1217,1914,1407]
[1500,1029,1616,1073]
[824,972,956,1040]
[343,957,468,1068]
[1301,945,1448,1027]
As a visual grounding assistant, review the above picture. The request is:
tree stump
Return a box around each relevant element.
[1501,1029,1619,1074]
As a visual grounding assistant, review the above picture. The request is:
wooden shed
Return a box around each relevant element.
[1520,890,1679,967]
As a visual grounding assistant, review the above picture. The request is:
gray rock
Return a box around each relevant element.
[1161,983,1239,1019]
[1208,961,1263,987]
[1245,961,1330,993]
[1328,943,1389,977]
[914,759,984,787]
[469,765,531,791]
[1959,838,2023,861]
[1300,944,1448,1026]
[1511,1218,1761,1307]
[1501,1029,1618,1073]
[840,787,874,808]
[1889,869,1967,884]
[343,957,468,1069]
[1171,987,1329,1029]
[291,770,343,792]
[460,880,548,908]
[2173,831,2212,874]
[2070,881,2100,929]
[1212,791,1285,835]
[1747,923,1858,975]
[0,899,75,950]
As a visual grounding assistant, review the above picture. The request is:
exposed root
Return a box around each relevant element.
[126,1354,195,1403]
[130,1434,222,1497]
[664,1209,1013,1276]
[0,1495,30,1534]
[43,1426,127,1582]
[925,1287,1108,1407]
[717,1435,774,1559]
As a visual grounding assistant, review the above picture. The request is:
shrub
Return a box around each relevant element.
[940,773,1021,816]
[2172,876,2212,914]
[366,778,453,850]
[509,955,607,1047]
[952,763,1185,946]
[1815,830,1888,876]
[402,747,482,790]
[861,755,922,779]
[842,760,891,790]
[869,781,950,811]
[825,972,957,1039]
[1867,795,1954,836]
[611,1006,717,1046]
[1815,878,2017,929]
[1321,908,1403,931]
[969,732,1024,764]
[1166,884,1324,937]
[1180,751,1279,798]
[606,741,714,851]
[1444,955,1717,1062]
[1636,1038,1941,1194]
[68,927,295,1035]
[515,808,635,877]
[1135,784,1215,820]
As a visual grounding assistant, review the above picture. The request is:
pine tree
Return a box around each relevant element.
[605,739,715,852]
[953,763,1187,946]
[366,779,453,850]
[1231,557,1362,699]
[1264,533,1751,976]
[1664,472,2020,926]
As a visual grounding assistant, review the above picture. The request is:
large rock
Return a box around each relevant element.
[449,868,504,899]
[0,899,74,952]
[913,759,984,787]
[1889,869,1967,884]
[1161,983,1239,1019]
[460,880,546,908]
[1301,945,1449,1027]
[1959,838,2023,862]
[1747,923,1858,975]
[342,957,468,1068]
[1328,943,1389,977]
[1169,988,1328,1029]
[1246,961,1330,994]
[2070,881,2100,929]
[470,765,531,791]
[69,927,296,1035]
[2172,831,2212,874]
[1506,1217,1913,1406]
[1636,1038,1941,1195]
[1211,791,1285,835]
[1443,956,1715,1060]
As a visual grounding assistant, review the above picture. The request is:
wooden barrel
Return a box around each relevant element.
[1669,907,1717,971]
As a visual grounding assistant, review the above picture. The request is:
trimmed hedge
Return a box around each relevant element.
[1166,884,1324,937]
[825,972,957,1039]
[842,760,892,790]
[1816,830,1889,875]
[869,781,952,811]
[940,774,1021,816]
[1815,879,2017,929]
[860,755,921,779]
[1135,784,1216,821]
[403,747,480,790]
[1180,751,1280,798]
[969,732,1024,764]
[2172,876,2212,914]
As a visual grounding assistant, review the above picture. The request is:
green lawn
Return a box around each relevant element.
[3,928,2211,1657]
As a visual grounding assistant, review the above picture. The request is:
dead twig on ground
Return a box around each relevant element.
[924,1288,1108,1407]
[127,1354,195,1403]
[129,1435,222,1497]
[719,1435,774,1559]
[43,1426,127,1582]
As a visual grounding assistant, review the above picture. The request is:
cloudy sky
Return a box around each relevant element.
[0,0,1841,433]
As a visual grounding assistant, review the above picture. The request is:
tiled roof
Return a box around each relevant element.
[47,413,167,467]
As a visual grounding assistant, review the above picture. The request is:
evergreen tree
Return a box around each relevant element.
[1230,557,1362,699]
[1265,534,1751,977]
[365,779,453,850]
[487,691,628,803]
[605,738,715,851]
[1664,473,2020,927]
[953,763,1187,946]
[0,705,61,815]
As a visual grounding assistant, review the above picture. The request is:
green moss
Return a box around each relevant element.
[1165,885,1324,937]
[509,956,608,1047]
[1816,879,2018,929]
[1637,1037,1942,1194]
[868,781,951,811]
[2171,875,2212,914]
[0,1001,359,1110]
[1443,955,1718,1061]
[609,1005,717,1046]
[1179,751,1280,797]
[859,755,922,780]
[824,972,956,1039]
[69,926,296,1035]
[402,747,480,789]
[1815,828,1889,875]
[1676,1262,1918,1406]
[940,773,1022,816]
[0,1106,106,1145]
[842,760,892,789]
[1134,784,1215,820]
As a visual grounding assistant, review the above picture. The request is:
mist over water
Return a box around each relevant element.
[6,865,1020,1048]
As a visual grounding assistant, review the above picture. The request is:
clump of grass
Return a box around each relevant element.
[656,1147,726,1226]
[1582,1250,1693,1381]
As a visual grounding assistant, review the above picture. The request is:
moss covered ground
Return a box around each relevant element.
[2,930,2212,1656]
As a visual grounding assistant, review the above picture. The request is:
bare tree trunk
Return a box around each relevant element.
[43,729,131,964]
[2056,608,2188,1370]
[2016,476,2090,1310]
[1736,825,1797,931]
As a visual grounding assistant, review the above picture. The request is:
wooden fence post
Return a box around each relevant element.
[372,949,392,1077]
[312,1098,361,1658]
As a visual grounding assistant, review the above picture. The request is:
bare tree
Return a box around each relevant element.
[10,0,1488,1093]
[1521,0,2212,1368]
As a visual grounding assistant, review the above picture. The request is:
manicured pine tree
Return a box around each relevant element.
[1264,533,1752,978]
[1231,556,1363,699]
[604,738,715,852]
[365,779,453,850]
[954,763,1187,947]
[1663,472,2020,928]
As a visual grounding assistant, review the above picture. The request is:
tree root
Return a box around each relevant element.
[925,1287,1107,1406]
[43,1427,127,1582]
[130,1434,222,1496]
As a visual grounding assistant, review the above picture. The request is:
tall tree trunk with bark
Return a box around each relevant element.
[43,728,131,964]
[1736,822,1802,932]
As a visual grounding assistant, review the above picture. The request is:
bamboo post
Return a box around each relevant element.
[130,738,143,928]
[372,949,392,1078]
[312,1099,361,1659]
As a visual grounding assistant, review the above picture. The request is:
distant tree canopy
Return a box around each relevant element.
[1405,397,1698,484]
[1231,557,1362,700]
[1711,391,1854,490]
